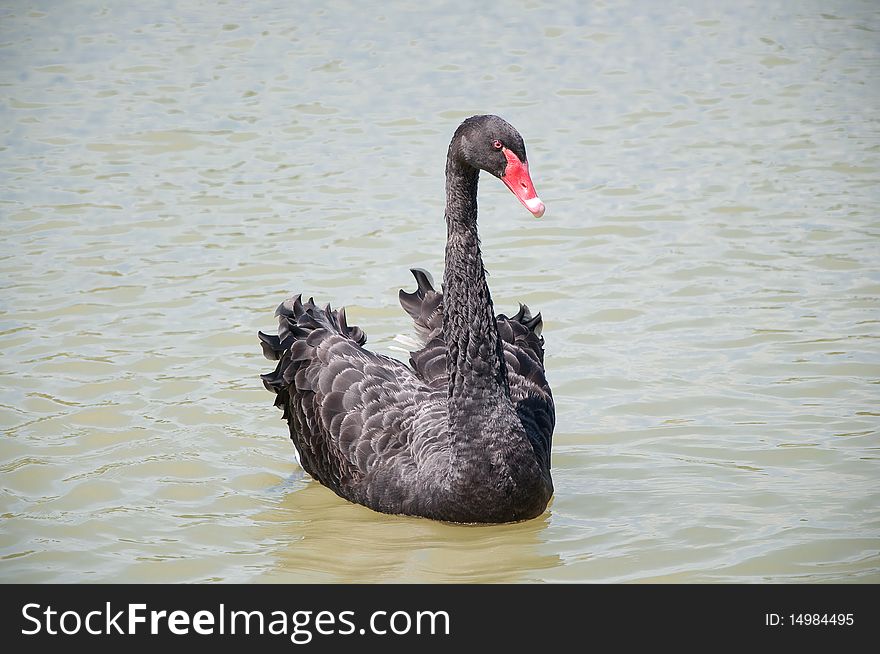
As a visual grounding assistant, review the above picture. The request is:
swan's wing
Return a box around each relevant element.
[497,307,555,469]
[259,295,447,506]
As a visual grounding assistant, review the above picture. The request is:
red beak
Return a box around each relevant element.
[501,147,545,218]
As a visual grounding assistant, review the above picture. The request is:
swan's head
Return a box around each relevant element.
[452,114,545,218]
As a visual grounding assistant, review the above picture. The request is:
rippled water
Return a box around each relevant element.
[2,0,879,583]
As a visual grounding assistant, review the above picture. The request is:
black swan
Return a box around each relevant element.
[259,115,554,523]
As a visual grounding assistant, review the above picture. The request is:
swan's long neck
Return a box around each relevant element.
[443,156,510,418]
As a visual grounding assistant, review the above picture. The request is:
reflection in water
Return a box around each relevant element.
[255,478,562,583]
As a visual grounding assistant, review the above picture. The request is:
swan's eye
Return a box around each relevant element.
[492,140,503,150]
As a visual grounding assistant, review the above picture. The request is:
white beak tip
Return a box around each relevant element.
[525,197,545,218]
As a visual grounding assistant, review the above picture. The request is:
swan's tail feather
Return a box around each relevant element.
[398,268,443,344]
[259,294,367,402]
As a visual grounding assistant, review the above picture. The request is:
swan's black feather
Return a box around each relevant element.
[260,279,554,522]
[405,281,554,471]
[261,294,456,517]
[398,268,443,343]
